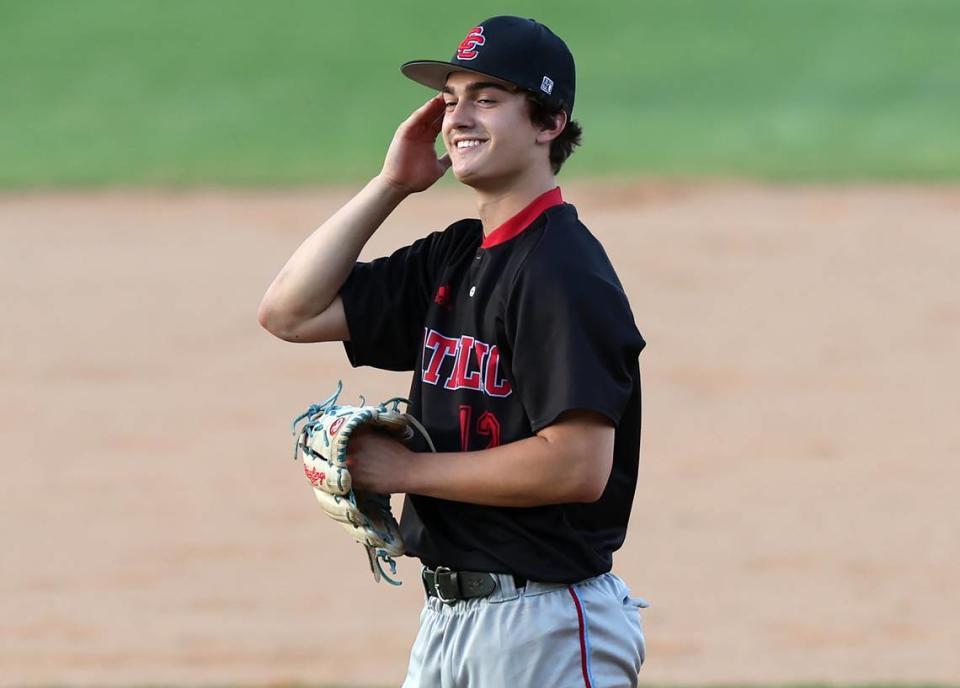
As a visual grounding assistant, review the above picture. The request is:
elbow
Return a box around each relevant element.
[570,470,611,503]
[257,297,347,343]
[561,453,613,503]
[537,411,615,504]
[256,300,274,333]
[257,299,298,341]
[257,299,281,336]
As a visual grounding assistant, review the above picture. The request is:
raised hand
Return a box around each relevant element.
[379,96,452,195]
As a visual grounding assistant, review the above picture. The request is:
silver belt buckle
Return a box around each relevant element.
[433,566,456,604]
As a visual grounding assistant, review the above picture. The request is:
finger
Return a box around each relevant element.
[429,97,446,126]
[421,99,449,135]
[406,95,445,127]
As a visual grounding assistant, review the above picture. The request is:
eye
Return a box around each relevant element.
[443,100,457,110]
[477,97,497,105]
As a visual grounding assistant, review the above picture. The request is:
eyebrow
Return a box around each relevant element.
[441,81,516,96]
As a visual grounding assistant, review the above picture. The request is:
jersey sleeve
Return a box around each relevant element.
[505,238,645,432]
[340,230,446,371]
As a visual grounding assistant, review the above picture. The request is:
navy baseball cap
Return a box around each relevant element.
[401,16,576,118]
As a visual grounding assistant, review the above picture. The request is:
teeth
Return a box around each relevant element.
[456,140,483,149]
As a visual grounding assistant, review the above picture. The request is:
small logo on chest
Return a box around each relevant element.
[434,284,452,310]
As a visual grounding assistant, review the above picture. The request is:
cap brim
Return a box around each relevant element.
[400,60,510,92]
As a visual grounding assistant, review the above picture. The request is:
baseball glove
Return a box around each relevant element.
[290,381,435,585]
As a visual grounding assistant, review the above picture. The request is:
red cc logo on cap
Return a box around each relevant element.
[457,26,485,60]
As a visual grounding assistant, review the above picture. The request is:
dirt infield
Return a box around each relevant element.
[2,182,958,686]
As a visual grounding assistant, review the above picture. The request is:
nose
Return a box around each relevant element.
[444,98,474,129]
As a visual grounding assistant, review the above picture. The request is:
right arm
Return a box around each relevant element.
[257,96,451,343]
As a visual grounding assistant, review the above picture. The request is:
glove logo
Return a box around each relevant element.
[457,26,485,60]
[304,465,326,487]
[330,417,346,435]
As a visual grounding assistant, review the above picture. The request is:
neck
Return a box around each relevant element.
[473,168,558,234]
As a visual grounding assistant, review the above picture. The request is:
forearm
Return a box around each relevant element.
[398,434,612,507]
[258,175,407,328]
[259,97,448,340]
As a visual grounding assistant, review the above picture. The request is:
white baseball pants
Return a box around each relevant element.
[402,571,647,688]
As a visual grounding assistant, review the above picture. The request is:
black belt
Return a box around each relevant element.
[422,567,527,604]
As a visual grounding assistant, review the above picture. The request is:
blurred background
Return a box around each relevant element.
[1,1,958,686]
[3,0,958,185]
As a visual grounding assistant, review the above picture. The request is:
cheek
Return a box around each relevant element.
[495,124,534,157]
[441,119,455,152]
[498,113,535,143]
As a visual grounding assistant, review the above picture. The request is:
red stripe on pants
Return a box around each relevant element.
[567,586,592,688]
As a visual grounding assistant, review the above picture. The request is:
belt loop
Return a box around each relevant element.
[489,572,520,603]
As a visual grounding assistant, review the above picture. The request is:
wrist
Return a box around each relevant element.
[371,172,413,203]
[394,445,430,495]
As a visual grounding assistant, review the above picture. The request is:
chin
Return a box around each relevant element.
[451,164,482,186]
[452,163,510,191]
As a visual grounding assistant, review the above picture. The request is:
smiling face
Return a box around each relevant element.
[441,72,551,190]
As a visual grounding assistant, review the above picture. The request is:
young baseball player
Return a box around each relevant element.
[259,16,647,687]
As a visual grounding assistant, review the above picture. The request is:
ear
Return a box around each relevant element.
[536,110,568,144]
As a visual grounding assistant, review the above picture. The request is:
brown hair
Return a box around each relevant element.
[526,92,582,174]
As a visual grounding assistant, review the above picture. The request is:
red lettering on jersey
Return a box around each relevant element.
[422,328,459,385]
[445,336,483,391]
[457,26,485,60]
[421,328,511,399]
[473,340,490,372]
[483,345,512,397]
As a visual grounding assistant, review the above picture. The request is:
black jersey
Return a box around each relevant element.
[340,188,645,583]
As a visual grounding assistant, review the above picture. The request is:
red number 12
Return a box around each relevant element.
[459,405,501,451]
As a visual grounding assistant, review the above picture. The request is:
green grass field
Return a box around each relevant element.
[1,0,958,186]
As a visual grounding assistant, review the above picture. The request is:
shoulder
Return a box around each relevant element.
[517,203,623,289]
[385,217,482,269]
[421,217,484,263]
[503,203,645,352]
[506,204,640,330]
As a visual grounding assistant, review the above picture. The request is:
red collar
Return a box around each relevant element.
[480,187,564,249]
